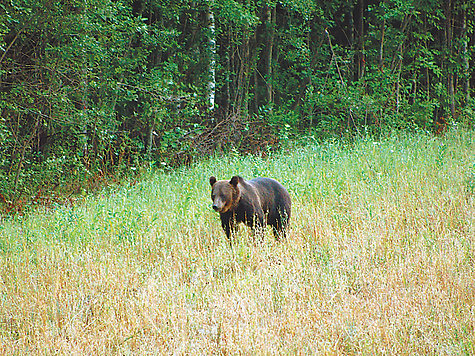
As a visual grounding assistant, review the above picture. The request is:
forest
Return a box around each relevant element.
[1,1,474,352]
[1,0,474,209]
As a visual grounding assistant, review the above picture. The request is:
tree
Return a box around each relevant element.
[1,0,474,207]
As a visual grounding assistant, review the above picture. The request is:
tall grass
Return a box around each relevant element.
[1,130,474,354]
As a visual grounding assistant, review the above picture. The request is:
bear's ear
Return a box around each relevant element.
[230,176,240,187]
[209,176,217,187]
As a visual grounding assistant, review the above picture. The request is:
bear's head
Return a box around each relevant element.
[209,176,241,213]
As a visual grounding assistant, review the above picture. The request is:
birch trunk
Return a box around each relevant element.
[206,3,216,113]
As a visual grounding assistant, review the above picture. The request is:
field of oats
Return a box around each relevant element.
[1,131,474,354]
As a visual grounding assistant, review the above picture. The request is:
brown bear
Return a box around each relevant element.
[209,175,291,242]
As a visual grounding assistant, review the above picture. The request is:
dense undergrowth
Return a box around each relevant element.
[0,130,474,353]
[3,0,474,216]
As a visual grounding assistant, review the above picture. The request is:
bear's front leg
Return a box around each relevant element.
[248,208,266,242]
[220,212,237,244]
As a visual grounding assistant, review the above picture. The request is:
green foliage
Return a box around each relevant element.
[0,0,474,206]
[215,0,259,28]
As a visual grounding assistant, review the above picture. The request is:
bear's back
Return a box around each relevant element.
[246,177,291,215]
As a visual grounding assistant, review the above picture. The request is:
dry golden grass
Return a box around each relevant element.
[1,131,474,354]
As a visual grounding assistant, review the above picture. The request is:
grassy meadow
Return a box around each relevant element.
[1,130,474,354]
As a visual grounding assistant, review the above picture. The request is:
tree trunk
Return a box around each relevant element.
[265,4,276,106]
[379,17,385,69]
[448,74,455,117]
[236,30,250,115]
[80,5,89,158]
[206,3,216,113]
[396,61,401,114]
[445,0,456,118]
[253,66,258,113]
[424,17,430,102]
[462,5,470,105]
[225,27,232,117]
[146,122,154,161]
[353,0,365,81]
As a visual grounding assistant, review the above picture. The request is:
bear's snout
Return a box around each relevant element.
[212,198,226,213]
[213,199,225,213]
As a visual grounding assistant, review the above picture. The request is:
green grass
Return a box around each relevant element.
[1,130,474,354]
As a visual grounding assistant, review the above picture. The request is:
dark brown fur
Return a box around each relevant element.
[209,175,291,242]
